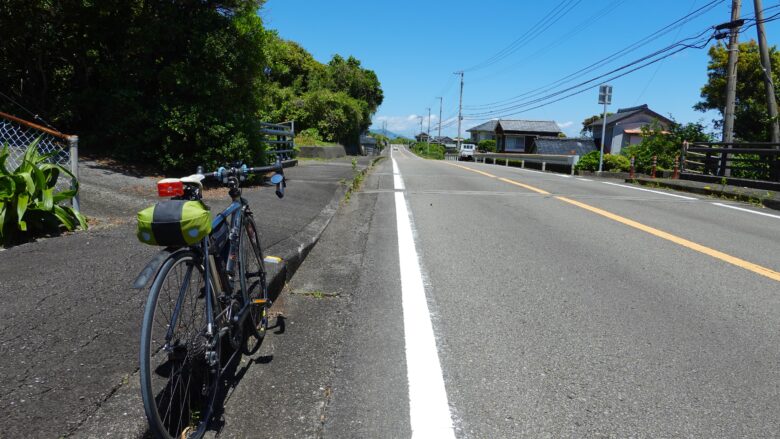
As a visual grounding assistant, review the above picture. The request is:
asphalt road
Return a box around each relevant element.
[294,145,780,438]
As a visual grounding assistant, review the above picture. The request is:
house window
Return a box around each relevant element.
[505,136,525,152]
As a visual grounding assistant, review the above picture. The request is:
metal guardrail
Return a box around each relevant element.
[473,152,581,175]
[681,141,780,182]
[0,111,80,211]
[259,121,295,161]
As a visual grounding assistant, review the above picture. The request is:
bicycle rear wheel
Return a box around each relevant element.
[139,250,221,439]
[239,213,269,355]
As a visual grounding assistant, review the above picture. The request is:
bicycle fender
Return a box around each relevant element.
[132,248,177,289]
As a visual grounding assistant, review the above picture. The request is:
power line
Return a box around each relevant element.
[462,0,585,73]
[460,14,779,122]
[463,0,726,110]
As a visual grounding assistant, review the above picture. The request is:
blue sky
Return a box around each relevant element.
[262,0,780,138]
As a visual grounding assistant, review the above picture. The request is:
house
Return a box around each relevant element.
[466,119,561,152]
[415,132,431,143]
[430,136,455,144]
[466,120,498,143]
[494,120,562,152]
[531,137,596,155]
[587,104,672,154]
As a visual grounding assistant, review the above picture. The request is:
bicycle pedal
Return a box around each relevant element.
[252,299,268,305]
[264,256,282,264]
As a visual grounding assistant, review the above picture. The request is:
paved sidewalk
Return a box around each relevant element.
[0,155,373,438]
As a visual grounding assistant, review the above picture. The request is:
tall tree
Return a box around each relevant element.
[695,40,780,141]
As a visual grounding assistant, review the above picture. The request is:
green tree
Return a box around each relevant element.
[0,0,268,172]
[622,119,712,173]
[580,113,613,137]
[694,40,780,141]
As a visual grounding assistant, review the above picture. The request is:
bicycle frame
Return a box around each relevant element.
[162,198,244,354]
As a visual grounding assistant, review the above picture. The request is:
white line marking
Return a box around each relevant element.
[392,157,455,439]
[576,178,593,182]
[392,157,405,190]
[712,202,780,220]
[601,181,697,200]
[552,173,572,178]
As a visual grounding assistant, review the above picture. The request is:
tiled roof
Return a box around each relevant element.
[589,104,672,127]
[497,120,561,133]
[534,137,596,155]
[466,120,498,132]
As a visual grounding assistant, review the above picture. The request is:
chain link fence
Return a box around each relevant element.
[0,111,80,211]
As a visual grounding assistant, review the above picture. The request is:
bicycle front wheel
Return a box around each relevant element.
[239,213,269,355]
[139,250,221,439]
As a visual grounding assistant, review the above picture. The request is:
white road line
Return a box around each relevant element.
[392,157,455,439]
[601,181,697,200]
[392,157,405,190]
[576,178,593,182]
[552,173,572,178]
[712,202,780,220]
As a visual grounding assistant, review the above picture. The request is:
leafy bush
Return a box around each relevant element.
[295,128,333,146]
[574,150,600,171]
[477,139,496,153]
[0,140,87,247]
[621,119,712,173]
[604,154,630,172]
[574,151,629,172]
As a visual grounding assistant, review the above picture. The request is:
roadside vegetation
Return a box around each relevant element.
[0,141,86,247]
[411,142,445,160]
[0,1,382,172]
[477,140,497,153]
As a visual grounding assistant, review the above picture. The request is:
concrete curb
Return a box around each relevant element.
[70,161,372,438]
[629,178,780,211]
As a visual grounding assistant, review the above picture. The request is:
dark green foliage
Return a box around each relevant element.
[0,1,268,172]
[260,34,383,149]
[695,40,780,141]
[0,140,86,246]
[0,2,382,172]
[411,142,444,160]
[622,120,712,173]
[574,151,601,171]
[477,139,496,153]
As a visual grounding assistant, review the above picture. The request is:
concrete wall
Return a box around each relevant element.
[297,145,347,159]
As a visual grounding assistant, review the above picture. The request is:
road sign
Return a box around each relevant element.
[598,84,612,105]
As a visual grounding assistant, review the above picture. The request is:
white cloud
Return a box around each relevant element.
[557,121,574,128]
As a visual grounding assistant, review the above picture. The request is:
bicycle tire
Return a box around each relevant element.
[139,250,221,439]
[239,213,269,356]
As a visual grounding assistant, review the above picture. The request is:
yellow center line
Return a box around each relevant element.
[445,162,498,178]
[443,163,780,283]
[498,177,551,195]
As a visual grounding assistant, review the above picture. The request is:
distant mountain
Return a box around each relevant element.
[369,129,405,139]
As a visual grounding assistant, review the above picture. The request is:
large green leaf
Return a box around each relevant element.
[15,194,28,231]
[52,205,76,231]
[0,175,14,199]
[0,143,9,176]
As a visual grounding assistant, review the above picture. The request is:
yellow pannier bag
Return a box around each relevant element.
[136,200,211,246]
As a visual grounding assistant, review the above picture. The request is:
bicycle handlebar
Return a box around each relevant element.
[197,158,294,199]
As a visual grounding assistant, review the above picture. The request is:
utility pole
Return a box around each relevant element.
[753,0,780,145]
[597,84,612,173]
[456,71,464,149]
[418,116,424,142]
[427,107,432,138]
[436,97,443,139]
[722,0,742,145]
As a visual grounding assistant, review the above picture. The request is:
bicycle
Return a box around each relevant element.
[134,158,288,439]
